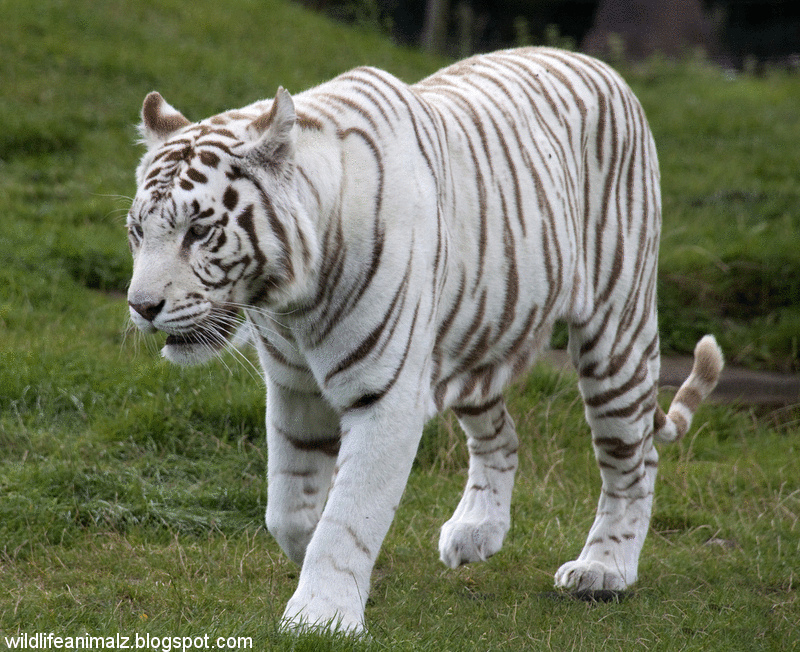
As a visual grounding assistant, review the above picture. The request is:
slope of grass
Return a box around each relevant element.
[2,361,798,649]
[626,57,800,370]
[1,0,799,649]
[4,2,799,368]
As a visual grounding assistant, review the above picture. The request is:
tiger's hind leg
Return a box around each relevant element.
[554,330,722,592]
[439,396,519,568]
[554,323,661,592]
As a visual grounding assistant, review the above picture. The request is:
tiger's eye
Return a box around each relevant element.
[188,223,211,240]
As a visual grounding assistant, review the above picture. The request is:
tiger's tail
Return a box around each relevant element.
[654,335,724,444]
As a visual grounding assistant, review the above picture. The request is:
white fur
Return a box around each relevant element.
[127,48,722,634]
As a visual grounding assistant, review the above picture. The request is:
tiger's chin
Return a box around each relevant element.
[159,306,242,366]
[160,328,231,366]
[161,338,223,366]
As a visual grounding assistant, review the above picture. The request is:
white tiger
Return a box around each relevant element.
[126,47,723,633]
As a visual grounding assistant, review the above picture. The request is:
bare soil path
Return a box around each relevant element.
[543,350,800,407]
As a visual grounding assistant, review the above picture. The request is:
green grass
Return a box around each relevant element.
[2,0,799,649]
[628,57,800,370]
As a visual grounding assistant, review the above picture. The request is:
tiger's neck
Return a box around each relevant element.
[274,128,344,312]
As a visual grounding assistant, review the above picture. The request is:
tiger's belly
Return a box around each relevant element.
[430,245,578,412]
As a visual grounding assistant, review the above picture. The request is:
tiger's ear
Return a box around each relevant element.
[138,92,191,149]
[244,87,297,167]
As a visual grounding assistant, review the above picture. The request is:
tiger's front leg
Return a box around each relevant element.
[265,380,341,565]
[281,400,425,633]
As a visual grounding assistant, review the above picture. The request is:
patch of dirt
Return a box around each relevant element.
[542,350,800,407]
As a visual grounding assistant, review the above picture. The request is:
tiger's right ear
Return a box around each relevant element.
[138,92,191,149]
[243,87,297,167]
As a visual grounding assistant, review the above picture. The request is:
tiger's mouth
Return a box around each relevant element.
[162,306,242,359]
[165,331,218,347]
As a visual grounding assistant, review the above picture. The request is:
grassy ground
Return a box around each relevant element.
[630,56,800,371]
[1,0,799,649]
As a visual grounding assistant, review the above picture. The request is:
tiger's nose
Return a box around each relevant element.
[128,298,165,322]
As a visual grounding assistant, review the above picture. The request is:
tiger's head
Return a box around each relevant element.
[127,89,317,365]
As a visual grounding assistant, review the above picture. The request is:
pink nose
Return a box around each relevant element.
[128,299,165,321]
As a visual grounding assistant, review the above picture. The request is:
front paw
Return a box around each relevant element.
[281,592,365,635]
[554,560,630,592]
[439,519,508,569]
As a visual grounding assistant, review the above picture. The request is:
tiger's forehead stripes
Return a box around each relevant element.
[142,135,240,202]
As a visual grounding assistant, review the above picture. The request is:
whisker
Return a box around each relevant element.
[207,308,264,382]
[119,301,283,384]
[245,318,297,352]
[229,319,255,351]
[218,304,295,351]
[226,300,301,320]
[107,209,133,224]
[220,303,298,350]
[209,337,235,376]
[211,332,261,383]
[223,339,264,383]
[92,193,135,224]
[123,325,162,360]
[92,192,134,202]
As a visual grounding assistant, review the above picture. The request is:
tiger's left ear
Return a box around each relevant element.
[244,87,297,167]
[138,92,191,149]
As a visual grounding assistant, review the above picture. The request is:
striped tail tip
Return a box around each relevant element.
[654,335,724,443]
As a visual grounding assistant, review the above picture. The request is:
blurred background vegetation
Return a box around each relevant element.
[298,0,800,69]
[4,0,797,371]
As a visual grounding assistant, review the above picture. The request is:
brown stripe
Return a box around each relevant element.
[346,301,421,412]
[296,112,324,131]
[451,287,488,360]
[593,436,642,460]
[668,410,689,438]
[584,359,648,408]
[674,385,703,414]
[324,256,412,383]
[434,269,466,353]
[469,71,529,238]
[312,221,385,346]
[276,425,341,457]
[384,81,438,181]
[258,335,308,373]
[453,395,503,418]
[654,406,667,432]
